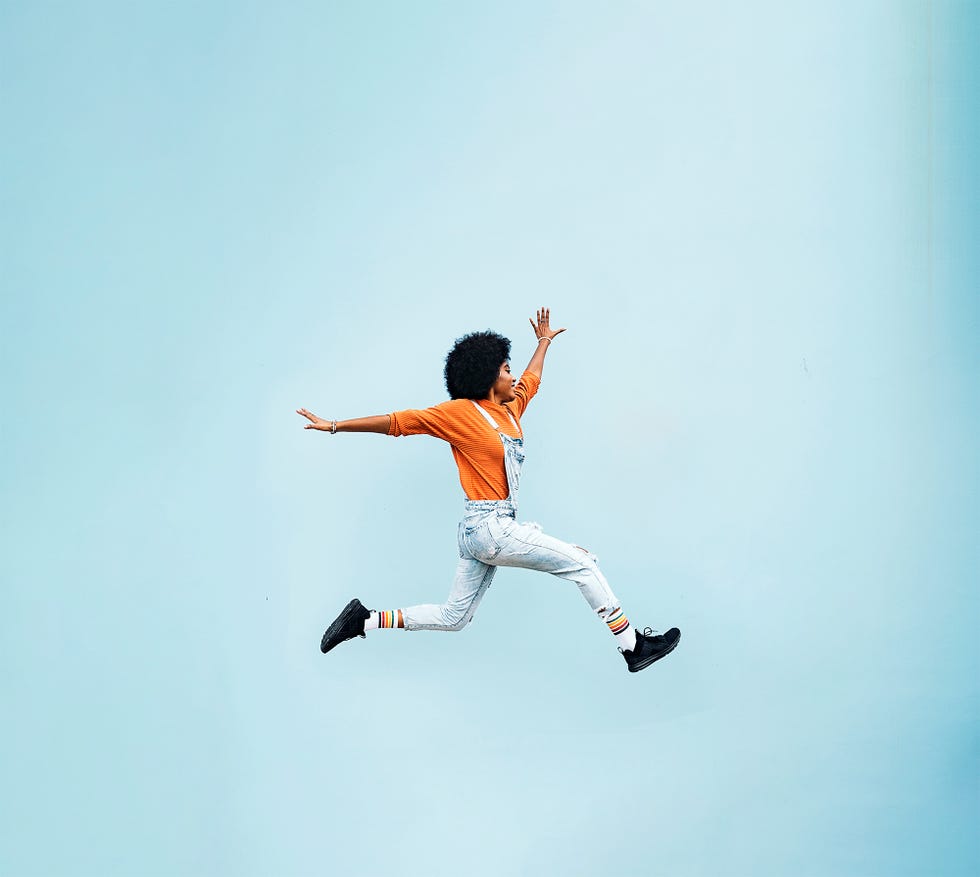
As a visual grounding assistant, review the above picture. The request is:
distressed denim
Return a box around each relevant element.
[402,500,621,631]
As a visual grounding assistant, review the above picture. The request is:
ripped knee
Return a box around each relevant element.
[595,605,622,622]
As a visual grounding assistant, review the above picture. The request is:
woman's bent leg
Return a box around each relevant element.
[402,555,497,632]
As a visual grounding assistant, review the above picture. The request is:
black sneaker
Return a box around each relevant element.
[320,598,371,654]
[622,626,681,673]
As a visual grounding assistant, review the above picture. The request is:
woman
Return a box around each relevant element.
[297,308,680,673]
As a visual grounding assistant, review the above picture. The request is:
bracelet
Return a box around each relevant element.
[330,420,338,434]
[537,336,552,344]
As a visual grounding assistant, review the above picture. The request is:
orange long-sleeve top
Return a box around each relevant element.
[388,369,541,500]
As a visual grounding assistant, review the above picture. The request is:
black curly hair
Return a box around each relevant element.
[444,330,512,400]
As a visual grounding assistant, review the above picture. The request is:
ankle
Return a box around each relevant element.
[365,609,404,631]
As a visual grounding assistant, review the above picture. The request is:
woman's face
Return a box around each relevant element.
[489,362,517,403]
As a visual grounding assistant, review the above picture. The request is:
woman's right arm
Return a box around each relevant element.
[296,409,391,434]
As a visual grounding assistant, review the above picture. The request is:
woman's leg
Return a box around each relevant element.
[492,520,617,608]
[487,517,638,650]
[320,554,495,651]
[399,555,498,632]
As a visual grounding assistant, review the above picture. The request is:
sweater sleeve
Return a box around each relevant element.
[511,370,541,419]
[387,399,465,441]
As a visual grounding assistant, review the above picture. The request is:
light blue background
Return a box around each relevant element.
[1,2,977,875]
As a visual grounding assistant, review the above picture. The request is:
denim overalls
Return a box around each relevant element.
[469,399,524,502]
[400,400,621,631]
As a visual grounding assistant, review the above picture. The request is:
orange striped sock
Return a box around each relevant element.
[603,607,637,651]
[364,610,404,631]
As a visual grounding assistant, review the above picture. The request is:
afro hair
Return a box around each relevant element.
[444,330,512,400]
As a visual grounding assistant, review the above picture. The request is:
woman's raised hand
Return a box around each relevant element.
[529,307,566,341]
[296,408,333,431]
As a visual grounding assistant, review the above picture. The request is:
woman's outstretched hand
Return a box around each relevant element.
[295,410,390,434]
[529,307,566,341]
[297,408,332,430]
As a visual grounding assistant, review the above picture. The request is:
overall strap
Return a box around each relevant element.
[470,400,519,433]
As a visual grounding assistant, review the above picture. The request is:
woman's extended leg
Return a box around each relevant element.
[478,516,681,670]
[486,517,639,650]
[492,520,617,605]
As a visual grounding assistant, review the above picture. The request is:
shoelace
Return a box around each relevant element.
[618,627,661,654]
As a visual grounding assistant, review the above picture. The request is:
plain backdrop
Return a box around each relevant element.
[1,2,977,875]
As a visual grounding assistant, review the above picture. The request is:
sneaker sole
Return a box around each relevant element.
[320,599,367,654]
[628,631,681,673]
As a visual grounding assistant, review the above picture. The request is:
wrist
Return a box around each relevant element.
[536,336,552,345]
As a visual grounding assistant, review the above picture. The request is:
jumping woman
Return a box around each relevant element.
[297,308,681,673]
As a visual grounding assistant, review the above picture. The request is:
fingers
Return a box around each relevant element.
[297,408,326,430]
[531,307,552,326]
[531,307,563,340]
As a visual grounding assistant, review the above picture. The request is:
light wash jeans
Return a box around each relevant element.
[403,499,621,631]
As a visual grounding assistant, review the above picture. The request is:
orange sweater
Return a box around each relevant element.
[388,370,541,500]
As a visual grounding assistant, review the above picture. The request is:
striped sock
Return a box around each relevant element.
[603,607,637,651]
[364,609,404,631]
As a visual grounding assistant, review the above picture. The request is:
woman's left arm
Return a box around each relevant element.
[525,307,566,377]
